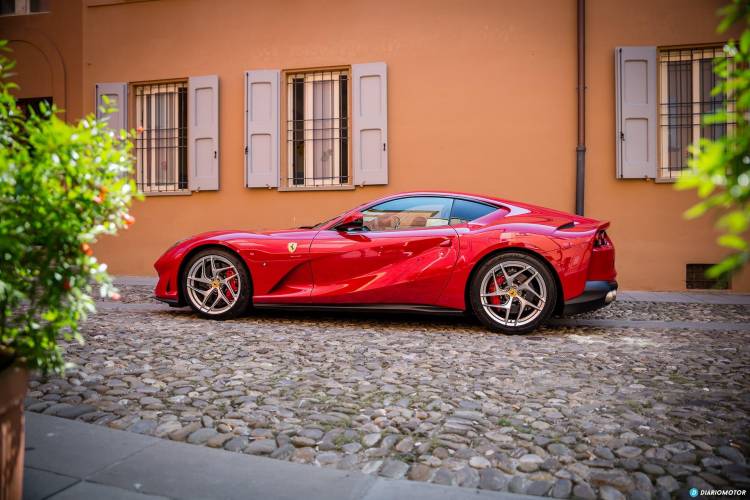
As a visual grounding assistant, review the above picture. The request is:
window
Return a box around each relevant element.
[17,96,52,118]
[658,46,735,179]
[450,199,498,225]
[0,0,49,15]
[284,69,349,188]
[245,63,386,189]
[362,197,453,231]
[133,81,188,193]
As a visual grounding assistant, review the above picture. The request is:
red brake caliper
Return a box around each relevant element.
[488,275,504,307]
[225,269,238,300]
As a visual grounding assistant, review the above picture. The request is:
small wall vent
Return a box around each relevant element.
[686,263,730,290]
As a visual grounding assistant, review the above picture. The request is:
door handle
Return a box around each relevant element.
[439,238,453,247]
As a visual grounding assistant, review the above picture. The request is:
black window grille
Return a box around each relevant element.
[17,96,52,118]
[686,263,731,290]
[285,70,349,188]
[659,46,735,179]
[133,81,188,193]
[0,0,49,15]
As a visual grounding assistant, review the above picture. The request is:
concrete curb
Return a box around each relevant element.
[547,318,750,332]
[24,412,538,500]
[618,291,750,305]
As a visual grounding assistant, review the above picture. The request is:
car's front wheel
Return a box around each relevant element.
[182,248,251,320]
[470,252,556,334]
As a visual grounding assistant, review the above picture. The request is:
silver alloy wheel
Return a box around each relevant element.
[185,255,242,315]
[479,260,547,327]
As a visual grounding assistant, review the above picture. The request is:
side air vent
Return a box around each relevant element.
[686,263,730,290]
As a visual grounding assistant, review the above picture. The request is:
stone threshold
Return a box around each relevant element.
[23,412,537,500]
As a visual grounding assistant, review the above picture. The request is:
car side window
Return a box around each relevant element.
[449,199,498,225]
[362,197,454,231]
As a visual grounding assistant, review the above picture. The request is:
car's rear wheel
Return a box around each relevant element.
[182,248,251,320]
[470,252,556,334]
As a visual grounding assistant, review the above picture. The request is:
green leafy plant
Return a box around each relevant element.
[0,40,140,374]
[677,0,750,279]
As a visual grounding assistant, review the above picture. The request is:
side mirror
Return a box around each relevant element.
[336,211,365,232]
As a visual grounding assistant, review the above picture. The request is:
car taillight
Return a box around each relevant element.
[594,230,611,248]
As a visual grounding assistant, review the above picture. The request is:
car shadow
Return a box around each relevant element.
[154,304,578,337]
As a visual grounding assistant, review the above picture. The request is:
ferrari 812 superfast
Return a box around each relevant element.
[154,192,617,334]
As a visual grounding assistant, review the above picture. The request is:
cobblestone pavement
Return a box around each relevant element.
[25,293,750,500]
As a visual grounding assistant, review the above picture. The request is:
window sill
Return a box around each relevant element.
[654,177,679,184]
[0,12,50,17]
[278,185,356,192]
[141,190,192,197]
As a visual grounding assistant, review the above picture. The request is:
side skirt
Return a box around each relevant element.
[253,303,466,316]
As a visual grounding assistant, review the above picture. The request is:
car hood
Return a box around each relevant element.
[180,227,317,243]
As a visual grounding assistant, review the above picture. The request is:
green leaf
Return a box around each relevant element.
[718,233,749,250]
[740,30,750,52]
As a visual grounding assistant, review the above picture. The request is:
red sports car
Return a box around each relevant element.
[154,192,617,334]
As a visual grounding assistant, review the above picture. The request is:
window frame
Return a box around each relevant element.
[656,43,735,182]
[129,78,191,196]
[279,65,353,192]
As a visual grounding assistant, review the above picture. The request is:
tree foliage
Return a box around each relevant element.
[677,0,750,278]
[0,41,139,374]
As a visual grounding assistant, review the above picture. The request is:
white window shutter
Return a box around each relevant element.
[188,75,220,191]
[615,47,657,179]
[245,70,280,188]
[352,62,388,186]
[95,83,127,133]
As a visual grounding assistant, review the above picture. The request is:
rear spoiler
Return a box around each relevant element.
[555,220,610,232]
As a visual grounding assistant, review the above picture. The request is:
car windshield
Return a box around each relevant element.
[311,216,338,229]
[298,214,342,230]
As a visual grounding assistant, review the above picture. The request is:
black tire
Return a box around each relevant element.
[469,252,557,334]
[181,248,252,320]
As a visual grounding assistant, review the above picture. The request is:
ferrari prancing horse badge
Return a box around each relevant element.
[288,242,298,253]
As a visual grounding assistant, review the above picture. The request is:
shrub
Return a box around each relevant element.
[677,0,750,278]
[0,41,139,374]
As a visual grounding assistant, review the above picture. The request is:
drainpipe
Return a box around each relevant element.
[575,0,586,216]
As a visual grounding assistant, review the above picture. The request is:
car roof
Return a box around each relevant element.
[371,191,512,208]
[362,191,598,223]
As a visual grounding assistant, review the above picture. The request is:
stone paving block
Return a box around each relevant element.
[22,468,78,500]
[47,481,169,500]
[89,438,377,500]
[24,412,157,478]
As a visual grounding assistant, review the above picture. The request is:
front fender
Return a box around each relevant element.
[153,237,243,305]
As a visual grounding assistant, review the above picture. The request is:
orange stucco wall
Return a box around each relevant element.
[3,0,748,291]
[0,0,83,121]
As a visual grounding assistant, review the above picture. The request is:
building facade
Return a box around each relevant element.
[2,0,748,291]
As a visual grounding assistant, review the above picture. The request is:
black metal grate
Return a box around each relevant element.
[658,46,735,179]
[686,263,731,289]
[133,81,188,193]
[285,70,349,188]
[17,96,52,117]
